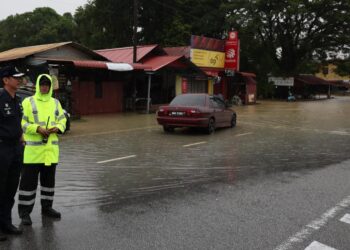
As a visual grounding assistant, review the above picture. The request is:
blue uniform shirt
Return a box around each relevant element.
[0,88,23,141]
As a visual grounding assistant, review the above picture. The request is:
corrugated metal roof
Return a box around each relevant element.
[0,42,109,62]
[295,75,331,85]
[73,60,108,69]
[164,46,191,58]
[38,58,149,71]
[0,42,71,62]
[237,72,256,78]
[141,55,184,71]
[95,45,159,63]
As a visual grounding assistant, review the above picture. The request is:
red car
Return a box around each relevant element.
[157,93,236,134]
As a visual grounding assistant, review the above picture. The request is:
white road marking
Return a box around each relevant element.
[330,131,350,136]
[239,122,350,136]
[274,195,350,250]
[305,241,337,250]
[235,132,253,137]
[339,213,350,224]
[63,126,158,139]
[164,167,233,170]
[97,155,136,164]
[183,141,207,147]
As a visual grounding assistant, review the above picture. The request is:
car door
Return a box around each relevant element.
[210,96,225,126]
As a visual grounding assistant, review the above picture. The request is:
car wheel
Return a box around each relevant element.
[207,118,215,134]
[230,114,236,128]
[163,125,174,132]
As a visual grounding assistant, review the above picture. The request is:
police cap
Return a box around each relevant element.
[0,66,25,78]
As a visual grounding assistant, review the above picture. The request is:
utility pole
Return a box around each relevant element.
[132,0,138,111]
[133,0,138,63]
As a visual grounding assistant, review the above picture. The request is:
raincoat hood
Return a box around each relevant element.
[35,74,53,102]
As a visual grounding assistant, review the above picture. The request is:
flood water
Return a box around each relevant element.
[55,97,350,209]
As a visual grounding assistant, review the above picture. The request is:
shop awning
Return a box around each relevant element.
[72,60,136,71]
[36,58,149,71]
[295,75,331,86]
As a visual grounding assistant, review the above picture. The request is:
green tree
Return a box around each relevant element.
[0,8,77,51]
[334,60,350,76]
[74,0,228,48]
[139,0,227,45]
[75,0,134,49]
[223,0,350,75]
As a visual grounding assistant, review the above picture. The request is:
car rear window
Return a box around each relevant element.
[170,95,206,106]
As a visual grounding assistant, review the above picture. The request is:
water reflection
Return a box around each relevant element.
[54,97,350,209]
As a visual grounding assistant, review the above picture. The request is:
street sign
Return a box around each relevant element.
[269,77,294,86]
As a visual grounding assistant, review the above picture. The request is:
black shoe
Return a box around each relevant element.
[21,214,32,226]
[2,224,22,235]
[0,232,7,241]
[42,208,61,219]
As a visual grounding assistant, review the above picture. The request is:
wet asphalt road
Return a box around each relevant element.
[2,97,350,250]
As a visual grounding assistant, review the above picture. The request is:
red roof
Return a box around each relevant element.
[295,75,331,85]
[38,58,148,71]
[237,72,256,78]
[73,60,107,69]
[164,46,191,58]
[95,45,159,63]
[141,55,184,71]
[328,80,350,88]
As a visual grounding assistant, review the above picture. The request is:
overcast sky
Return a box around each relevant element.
[0,0,89,20]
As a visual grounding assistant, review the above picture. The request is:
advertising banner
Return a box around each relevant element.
[225,31,239,71]
[190,49,225,68]
[181,77,188,93]
[190,35,225,68]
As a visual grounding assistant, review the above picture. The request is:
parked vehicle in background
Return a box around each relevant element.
[1,87,71,132]
[156,93,236,134]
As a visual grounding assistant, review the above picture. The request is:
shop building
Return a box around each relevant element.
[0,42,147,115]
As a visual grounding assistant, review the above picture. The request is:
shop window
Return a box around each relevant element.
[95,80,103,99]
[187,80,207,93]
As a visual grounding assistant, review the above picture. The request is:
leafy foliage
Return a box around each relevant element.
[0,0,349,88]
[334,60,350,76]
[223,0,350,75]
[0,8,77,51]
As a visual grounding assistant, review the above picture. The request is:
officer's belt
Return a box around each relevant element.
[26,141,59,146]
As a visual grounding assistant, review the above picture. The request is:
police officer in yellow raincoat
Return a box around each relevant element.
[18,74,66,226]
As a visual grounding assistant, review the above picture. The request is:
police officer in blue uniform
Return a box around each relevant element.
[0,66,25,241]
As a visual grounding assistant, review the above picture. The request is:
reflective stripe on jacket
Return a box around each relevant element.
[22,74,67,166]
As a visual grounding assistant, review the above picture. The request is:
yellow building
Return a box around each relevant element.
[316,63,350,82]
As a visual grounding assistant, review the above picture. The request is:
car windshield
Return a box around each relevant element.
[170,95,206,106]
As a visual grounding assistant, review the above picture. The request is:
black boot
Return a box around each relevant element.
[1,224,22,235]
[21,214,32,226]
[42,208,61,219]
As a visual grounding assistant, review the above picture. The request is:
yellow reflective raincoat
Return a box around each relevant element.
[22,74,66,166]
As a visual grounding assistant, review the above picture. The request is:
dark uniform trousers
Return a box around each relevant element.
[18,164,57,217]
[0,141,22,227]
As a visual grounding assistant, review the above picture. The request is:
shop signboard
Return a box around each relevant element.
[190,35,225,68]
[268,77,294,86]
[190,49,225,68]
[224,31,239,71]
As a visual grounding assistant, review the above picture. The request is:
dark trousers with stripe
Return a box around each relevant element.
[0,141,22,227]
[18,164,57,218]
